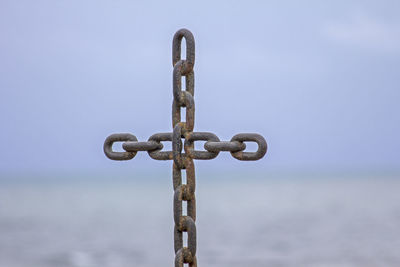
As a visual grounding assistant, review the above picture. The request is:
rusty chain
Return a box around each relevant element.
[171,29,197,267]
[103,28,267,266]
[104,132,267,161]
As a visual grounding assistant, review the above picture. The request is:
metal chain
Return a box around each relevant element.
[171,28,197,267]
[103,28,268,266]
[104,132,267,161]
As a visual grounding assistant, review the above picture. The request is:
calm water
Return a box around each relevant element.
[1,174,399,267]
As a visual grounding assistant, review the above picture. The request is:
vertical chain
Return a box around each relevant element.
[172,29,197,267]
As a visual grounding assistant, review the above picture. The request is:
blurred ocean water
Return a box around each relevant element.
[1,174,399,267]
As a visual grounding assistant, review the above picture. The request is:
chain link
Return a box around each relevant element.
[103,28,268,266]
[185,132,220,160]
[147,132,174,160]
[104,133,138,160]
[230,133,267,161]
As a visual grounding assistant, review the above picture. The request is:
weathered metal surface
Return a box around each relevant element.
[103,28,268,266]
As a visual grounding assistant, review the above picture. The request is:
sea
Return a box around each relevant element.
[1,172,399,267]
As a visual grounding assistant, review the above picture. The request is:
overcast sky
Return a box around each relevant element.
[0,0,399,175]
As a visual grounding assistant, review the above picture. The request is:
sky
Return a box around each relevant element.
[0,0,399,175]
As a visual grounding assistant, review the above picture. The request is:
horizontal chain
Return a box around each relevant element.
[104,132,267,161]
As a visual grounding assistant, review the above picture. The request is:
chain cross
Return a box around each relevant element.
[104,29,267,267]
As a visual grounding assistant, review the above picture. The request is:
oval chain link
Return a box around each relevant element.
[230,133,267,161]
[185,132,220,160]
[104,133,138,160]
[147,132,174,160]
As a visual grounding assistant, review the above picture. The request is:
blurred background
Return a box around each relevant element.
[1,0,399,266]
